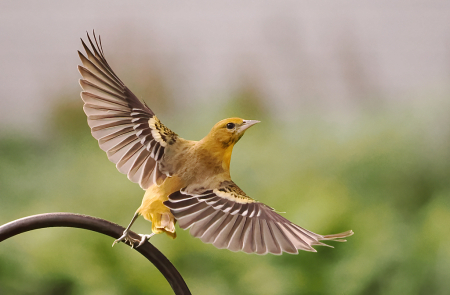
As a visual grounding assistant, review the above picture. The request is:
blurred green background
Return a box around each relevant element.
[2,1,450,294]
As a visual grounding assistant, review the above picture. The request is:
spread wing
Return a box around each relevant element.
[164,181,353,255]
[77,32,177,189]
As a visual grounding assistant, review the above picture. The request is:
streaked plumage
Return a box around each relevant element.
[77,32,353,255]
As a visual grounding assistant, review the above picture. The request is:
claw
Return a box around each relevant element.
[112,230,140,247]
[136,233,155,248]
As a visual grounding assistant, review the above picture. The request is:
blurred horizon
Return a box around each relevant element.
[1,1,450,295]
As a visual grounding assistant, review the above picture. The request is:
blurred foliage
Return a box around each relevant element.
[1,80,450,295]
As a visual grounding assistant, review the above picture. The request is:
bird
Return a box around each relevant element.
[77,32,353,255]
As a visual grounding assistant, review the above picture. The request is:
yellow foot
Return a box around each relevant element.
[112,231,155,248]
[112,230,140,248]
[137,233,155,248]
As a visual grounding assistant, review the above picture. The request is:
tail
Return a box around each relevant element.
[154,212,177,239]
[321,230,354,243]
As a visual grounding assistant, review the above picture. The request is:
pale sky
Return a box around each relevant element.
[1,0,449,133]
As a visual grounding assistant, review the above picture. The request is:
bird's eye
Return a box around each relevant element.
[226,123,235,129]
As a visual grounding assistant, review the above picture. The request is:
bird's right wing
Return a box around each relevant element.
[164,181,353,255]
[77,32,177,189]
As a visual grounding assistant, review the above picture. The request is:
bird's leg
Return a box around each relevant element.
[112,212,141,247]
[136,233,155,248]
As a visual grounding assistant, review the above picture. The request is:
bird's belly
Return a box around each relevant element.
[137,176,185,238]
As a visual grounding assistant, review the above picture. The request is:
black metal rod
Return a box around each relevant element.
[0,213,191,295]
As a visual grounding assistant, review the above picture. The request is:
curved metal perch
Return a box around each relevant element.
[0,213,191,295]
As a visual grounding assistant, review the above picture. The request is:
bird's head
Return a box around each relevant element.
[206,117,260,148]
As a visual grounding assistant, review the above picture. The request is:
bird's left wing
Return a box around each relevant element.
[164,181,353,255]
[77,32,177,189]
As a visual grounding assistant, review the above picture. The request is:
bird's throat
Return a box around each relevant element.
[200,132,236,172]
[221,145,233,171]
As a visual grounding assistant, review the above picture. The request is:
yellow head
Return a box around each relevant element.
[206,117,260,148]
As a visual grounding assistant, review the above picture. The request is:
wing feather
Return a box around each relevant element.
[177,206,218,229]
[139,157,156,189]
[175,201,210,217]
[227,215,245,252]
[164,180,354,255]
[253,218,267,255]
[201,213,229,243]
[128,149,151,182]
[213,214,239,249]
[261,219,281,255]
[269,221,298,254]
[198,211,226,240]
[79,80,127,102]
[78,66,124,95]
[190,211,222,238]
[242,218,256,254]
[116,142,142,173]
[78,32,178,189]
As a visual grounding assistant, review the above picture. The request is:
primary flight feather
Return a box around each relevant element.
[77,32,353,255]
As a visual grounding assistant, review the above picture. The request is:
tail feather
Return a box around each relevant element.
[322,230,354,242]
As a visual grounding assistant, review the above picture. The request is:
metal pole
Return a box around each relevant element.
[0,213,191,295]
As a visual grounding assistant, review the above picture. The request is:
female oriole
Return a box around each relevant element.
[77,32,353,255]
